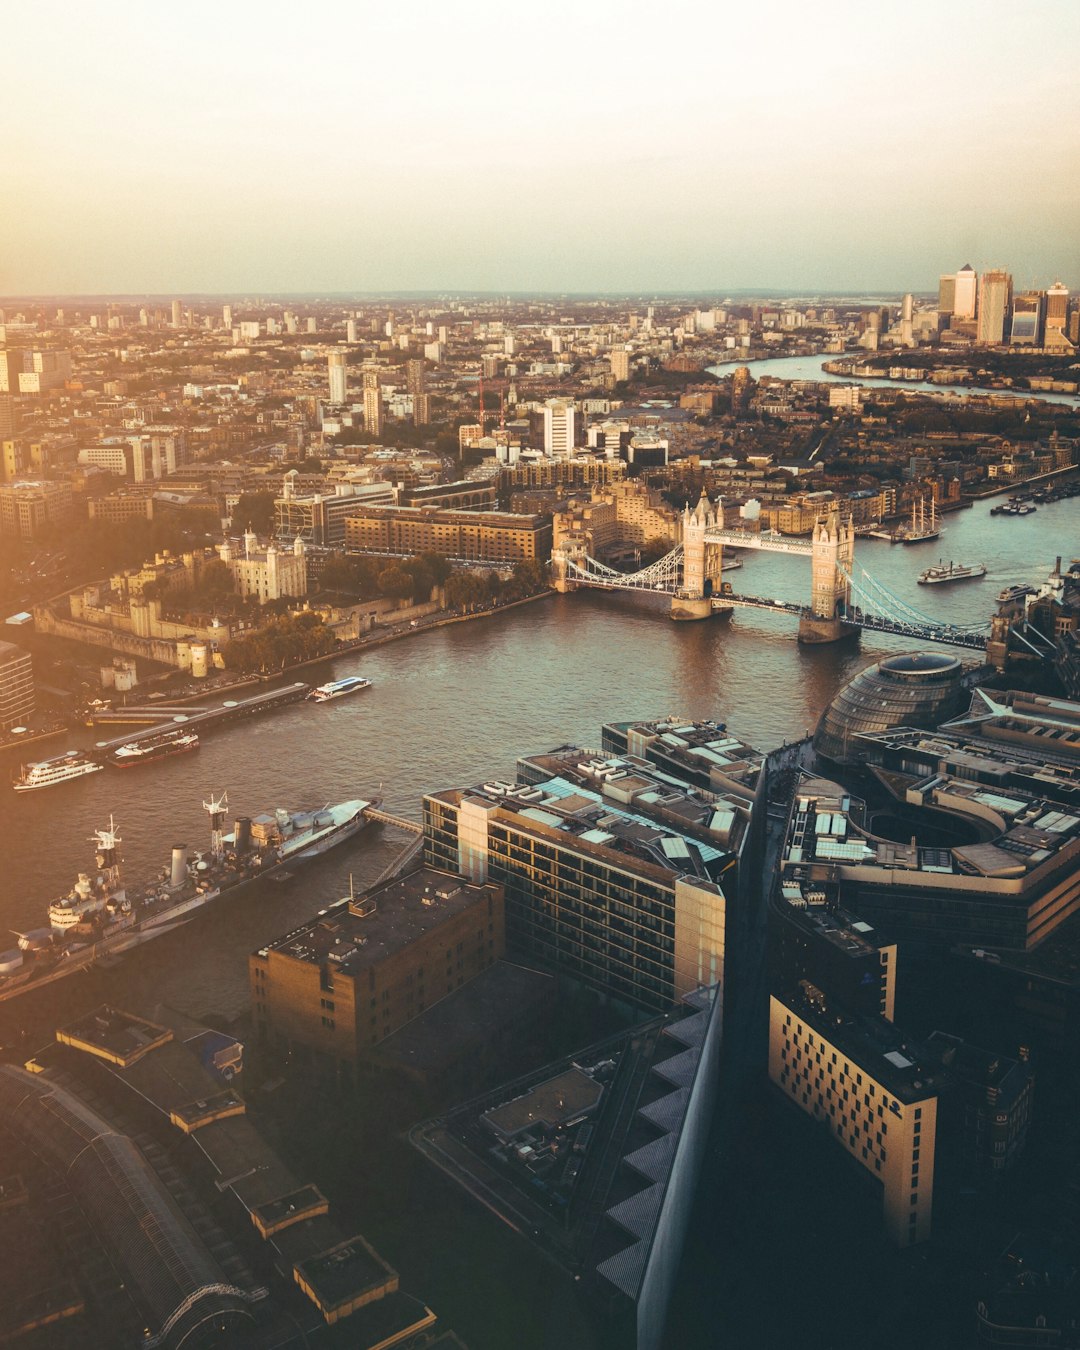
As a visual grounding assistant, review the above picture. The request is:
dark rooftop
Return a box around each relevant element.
[482,1067,604,1140]
[294,1235,397,1311]
[257,867,496,974]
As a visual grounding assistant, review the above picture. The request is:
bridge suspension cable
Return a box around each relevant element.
[837,562,989,633]
[564,544,684,591]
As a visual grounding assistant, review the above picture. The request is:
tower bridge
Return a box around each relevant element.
[551,491,989,651]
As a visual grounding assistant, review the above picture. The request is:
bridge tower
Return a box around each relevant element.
[550,541,586,593]
[798,507,858,644]
[672,489,719,621]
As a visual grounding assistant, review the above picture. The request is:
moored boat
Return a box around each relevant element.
[0,790,380,1003]
[12,750,104,793]
[307,676,372,702]
[107,726,200,767]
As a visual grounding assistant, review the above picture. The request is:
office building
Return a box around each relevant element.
[346,319,358,344]
[87,492,156,525]
[814,651,966,763]
[953,263,977,320]
[251,867,505,1067]
[1044,282,1070,347]
[938,273,956,318]
[0,395,17,438]
[924,1032,1034,1183]
[127,430,188,482]
[1009,291,1044,346]
[344,504,551,563]
[0,478,74,541]
[543,399,576,457]
[221,303,232,329]
[274,476,394,546]
[0,640,34,731]
[362,370,382,437]
[779,765,1080,953]
[327,351,348,404]
[171,299,182,328]
[423,775,729,1015]
[770,987,939,1245]
[977,269,1013,345]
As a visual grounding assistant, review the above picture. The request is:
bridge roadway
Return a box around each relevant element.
[704,528,813,556]
[716,595,988,650]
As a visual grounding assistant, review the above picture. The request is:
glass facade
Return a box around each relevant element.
[814,652,965,764]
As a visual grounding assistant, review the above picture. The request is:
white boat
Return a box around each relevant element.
[307,676,372,702]
[108,727,200,766]
[12,750,104,792]
[918,560,988,585]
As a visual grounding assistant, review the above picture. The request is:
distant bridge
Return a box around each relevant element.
[552,494,990,651]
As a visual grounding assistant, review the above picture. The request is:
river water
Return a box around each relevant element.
[709,352,1080,407]
[2,491,1078,1031]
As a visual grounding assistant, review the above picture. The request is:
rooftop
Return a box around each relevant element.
[783,769,1080,891]
[482,1067,605,1141]
[257,867,497,972]
[779,986,945,1104]
[431,775,733,885]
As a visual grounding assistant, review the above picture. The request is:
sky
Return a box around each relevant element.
[3,0,1079,296]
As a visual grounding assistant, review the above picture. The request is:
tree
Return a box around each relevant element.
[377,565,414,601]
[233,491,276,537]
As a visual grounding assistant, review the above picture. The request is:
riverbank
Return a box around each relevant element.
[140,589,556,707]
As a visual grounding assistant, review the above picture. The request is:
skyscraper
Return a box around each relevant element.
[222,304,232,329]
[953,264,977,321]
[405,359,425,397]
[938,273,956,318]
[327,351,348,404]
[1009,292,1044,346]
[977,270,1012,345]
[346,319,358,344]
[171,299,182,329]
[1045,283,1069,342]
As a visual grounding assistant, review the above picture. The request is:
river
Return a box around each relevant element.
[709,352,1080,407]
[2,492,1078,1031]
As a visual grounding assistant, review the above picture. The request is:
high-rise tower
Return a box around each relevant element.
[327,351,348,404]
[977,270,1012,345]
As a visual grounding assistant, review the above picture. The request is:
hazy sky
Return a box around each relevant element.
[4,0,1078,296]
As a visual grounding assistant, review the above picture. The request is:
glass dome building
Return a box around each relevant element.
[814,651,966,764]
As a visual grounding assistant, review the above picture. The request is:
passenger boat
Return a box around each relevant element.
[12,750,104,792]
[307,676,372,702]
[107,726,200,767]
[997,583,1035,604]
[918,560,988,585]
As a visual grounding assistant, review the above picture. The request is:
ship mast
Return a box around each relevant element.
[91,816,123,893]
[203,791,229,859]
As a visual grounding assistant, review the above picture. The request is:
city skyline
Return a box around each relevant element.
[4,0,1079,296]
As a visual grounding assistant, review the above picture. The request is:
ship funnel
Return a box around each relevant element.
[234,817,252,854]
[171,845,187,888]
